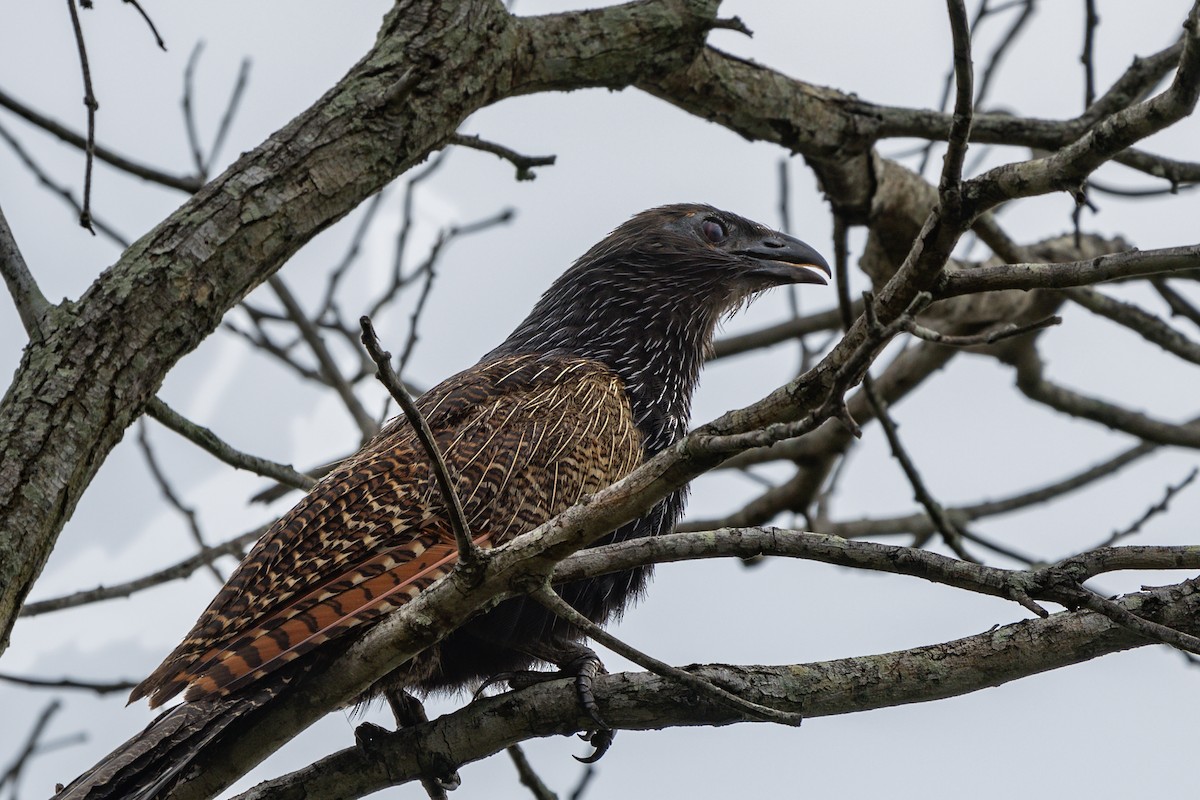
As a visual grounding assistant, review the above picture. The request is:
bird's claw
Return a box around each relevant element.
[566,652,607,731]
[354,721,390,749]
[575,727,615,763]
[472,670,515,700]
[476,653,615,761]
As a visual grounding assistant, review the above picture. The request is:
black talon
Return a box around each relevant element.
[575,728,615,763]
[475,647,615,762]
[473,671,516,700]
[354,721,390,749]
[566,652,608,731]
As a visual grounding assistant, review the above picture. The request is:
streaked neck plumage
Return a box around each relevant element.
[489,260,730,455]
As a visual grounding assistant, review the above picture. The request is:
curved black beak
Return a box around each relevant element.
[736,233,832,286]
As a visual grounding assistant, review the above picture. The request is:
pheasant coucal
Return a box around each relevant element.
[57,203,830,799]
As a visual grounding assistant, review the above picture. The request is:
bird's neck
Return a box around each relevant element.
[490,294,719,454]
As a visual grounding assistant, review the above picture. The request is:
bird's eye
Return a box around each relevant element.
[701,219,727,244]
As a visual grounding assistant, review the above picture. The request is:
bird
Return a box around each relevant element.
[55,203,830,800]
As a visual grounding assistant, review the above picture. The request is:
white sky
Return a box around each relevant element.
[3,2,1200,798]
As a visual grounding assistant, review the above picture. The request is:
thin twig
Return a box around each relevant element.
[448,133,556,181]
[1007,340,1200,449]
[940,0,975,194]
[397,230,447,373]
[777,159,813,374]
[391,151,448,300]
[973,0,1035,108]
[902,313,1061,346]
[206,57,252,174]
[1066,286,1200,365]
[182,41,208,177]
[317,189,389,324]
[390,209,516,371]
[860,374,974,560]
[1082,0,1099,108]
[19,524,267,617]
[711,304,856,360]
[710,16,753,36]
[833,212,854,331]
[819,436,1162,541]
[120,0,165,49]
[1152,277,1200,329]
[0,119,130,247]
[0,700,63,794]
[359,315,481,564]
[145,397,316,492]
[531,584,805,727]
[1099,467,1199,547]
[1077,588,1200,656]
[506,744,559,800]
[567,765,596,800]
[136,420,222,582]
[1089,178,1198,197]
[0,87,200,191]
[270,275,378,441]
[65,0,98,232]
[0,672,137,696]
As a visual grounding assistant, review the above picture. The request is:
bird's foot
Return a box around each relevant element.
[354,690,462,794]
[354,720,390,748]
[477,652,614,762]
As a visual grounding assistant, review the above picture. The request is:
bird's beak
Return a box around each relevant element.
[736,234,832,286]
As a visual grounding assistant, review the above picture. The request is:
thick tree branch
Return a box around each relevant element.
[0,201,51,340]
[937,245,1200,296]
[235,576,1200,800]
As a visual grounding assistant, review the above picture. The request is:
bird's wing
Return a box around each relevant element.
[132,353,642,707]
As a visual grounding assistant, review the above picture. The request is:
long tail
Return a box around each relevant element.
[53,684,279,800]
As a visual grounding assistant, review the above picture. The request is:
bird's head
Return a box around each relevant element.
[496,203,830,372]
[548,203,830,321]
[603,202,830,292]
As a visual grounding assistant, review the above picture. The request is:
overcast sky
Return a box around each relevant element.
[3,2,1200,798]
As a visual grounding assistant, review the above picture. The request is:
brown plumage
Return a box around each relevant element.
[133,354,641,707]
[58,203,829,800]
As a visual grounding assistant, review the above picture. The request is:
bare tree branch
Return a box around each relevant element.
[0,89,199,191]
[0,119,131,247]
[0,201,51,340]
[1066,285,1200,365]
[360,315,480,564]
[823,436,1166,540]
[136,420,222,583]
[65,0,99,232]
[448,133,556,181]
[232,575,1200,800]
[19,524,267,617]
[505,744,558,800]
[1096,467,1199,548]
[144,397,315,492]
[1007,340,1200,448]
[937,245,1200,296]
[269,275,378,441]
[1,700,68,796]
[0,672,137,696]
